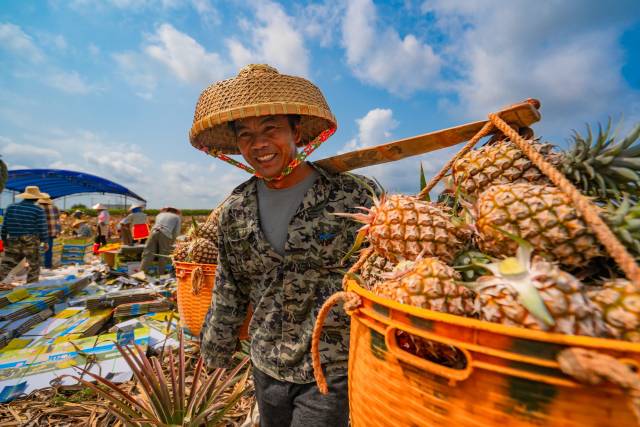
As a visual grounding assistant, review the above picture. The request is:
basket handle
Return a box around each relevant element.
[384,326,473,385]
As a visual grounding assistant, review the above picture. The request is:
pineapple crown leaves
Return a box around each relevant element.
[419,162,430,202]
[565,120,640,198]
[468,244,555,327]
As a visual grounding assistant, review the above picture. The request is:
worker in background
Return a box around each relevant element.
[140,207,181,276]
[119,203,148,245]
[72,219,92,238]
[37,193,61,269]
[93,203,110,250]
[0,186,49,283]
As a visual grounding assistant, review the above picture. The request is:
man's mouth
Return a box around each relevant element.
[255,153,277,163]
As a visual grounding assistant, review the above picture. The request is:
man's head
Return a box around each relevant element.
[230,114,301,179]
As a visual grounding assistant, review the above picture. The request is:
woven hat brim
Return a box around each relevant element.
[190,102,336,155]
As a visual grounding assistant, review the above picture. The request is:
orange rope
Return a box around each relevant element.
[342,247,374,290]
[312,291,362,394]
[417,120,495,199]
[488,113,640,288]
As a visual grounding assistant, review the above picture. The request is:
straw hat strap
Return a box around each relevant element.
[210,125,336,181]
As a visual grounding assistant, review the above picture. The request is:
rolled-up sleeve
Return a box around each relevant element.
[200,223,250,369]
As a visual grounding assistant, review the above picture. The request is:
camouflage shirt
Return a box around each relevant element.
[200,162,375,383]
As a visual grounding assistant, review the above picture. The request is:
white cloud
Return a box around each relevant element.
[83,145,151,184]
[226,1,310,77]
[144,23,229,85]
[340,108,398,153]
[422,0,640,129]
[297,1,345,48]
[191,0,219,26]
[113,51,158,99]
[0,137,62,169]
[45,70,95,94]
[341,0,441,96]
[0,23,45,63]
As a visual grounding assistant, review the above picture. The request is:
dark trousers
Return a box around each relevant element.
[252,367,349,427]
[43,236,54,268]
[140,231,173,275]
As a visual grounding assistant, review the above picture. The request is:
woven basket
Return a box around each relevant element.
[190,64,336,155]
[175,261,251,339]
[345,279,640,426]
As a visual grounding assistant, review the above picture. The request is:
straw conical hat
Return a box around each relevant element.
[17,186,46,200]
[190,64,337,155]
[38,193,53,204]
[92,203,106,210]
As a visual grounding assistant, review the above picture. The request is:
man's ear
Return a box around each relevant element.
[294,121,302,145]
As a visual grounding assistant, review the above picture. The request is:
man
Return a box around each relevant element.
[196,64,375,427]
[140,207,181,276]
[38,193,61,269]
[0,186,49,283]
[119,203,148,245]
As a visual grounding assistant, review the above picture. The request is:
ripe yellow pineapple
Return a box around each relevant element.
[452,122,640,200]
[588,279,640,342]
[472,244,606,336]
[372,257,476,316]
[340,194,472,264]
[189,238,218,264]
[475,183,602,268]
[172,241,190,262]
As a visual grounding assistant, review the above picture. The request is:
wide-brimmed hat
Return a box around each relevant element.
[129,202,145,211]
[38,193,53,205]
[17,186,47,200]
[190,64,337,156]
[92,203,106,210]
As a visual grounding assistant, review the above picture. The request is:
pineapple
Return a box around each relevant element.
[372,257,476,316]
[471,244,606,336]
[360,251,396,290]
[172,241,190,262]
[475,183,602,268]
[197,221,218,242]
[189,238,217,264]
[603,196,640,258]
[588,279,640,342]
[452,122,640,200]
[339,194,472,264]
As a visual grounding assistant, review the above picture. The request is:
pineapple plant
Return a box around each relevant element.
[339,193,472,264]
[474,183,603,268]
[172,207,222,264]
[452,122,640,200]
[588,279,640,342]
[372,257,476,316]
[469,243,607,337]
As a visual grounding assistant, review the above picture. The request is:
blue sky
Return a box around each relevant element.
[1,0,639,208]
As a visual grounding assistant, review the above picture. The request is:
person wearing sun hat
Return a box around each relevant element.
[92,203,110,250]
[197,64,377,427]
[0,186,49,283]
[37,193,61,268]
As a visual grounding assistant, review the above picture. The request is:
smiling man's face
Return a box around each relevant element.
[234,115,301,179]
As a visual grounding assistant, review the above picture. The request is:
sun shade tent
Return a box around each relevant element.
[4,169,145,202]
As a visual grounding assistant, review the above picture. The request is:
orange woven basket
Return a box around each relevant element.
[344,280,640,426]
[174,261,251,339]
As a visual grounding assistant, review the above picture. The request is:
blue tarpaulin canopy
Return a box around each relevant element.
[4,169,145,201]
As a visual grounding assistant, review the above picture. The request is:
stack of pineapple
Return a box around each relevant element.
[345,121,640,348]
[172,206,222,265]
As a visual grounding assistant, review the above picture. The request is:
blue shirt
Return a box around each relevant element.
[1,199,48,241]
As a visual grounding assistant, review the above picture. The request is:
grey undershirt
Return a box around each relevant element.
[257,170,319,256]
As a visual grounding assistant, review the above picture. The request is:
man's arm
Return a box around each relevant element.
[200,223,250,369]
